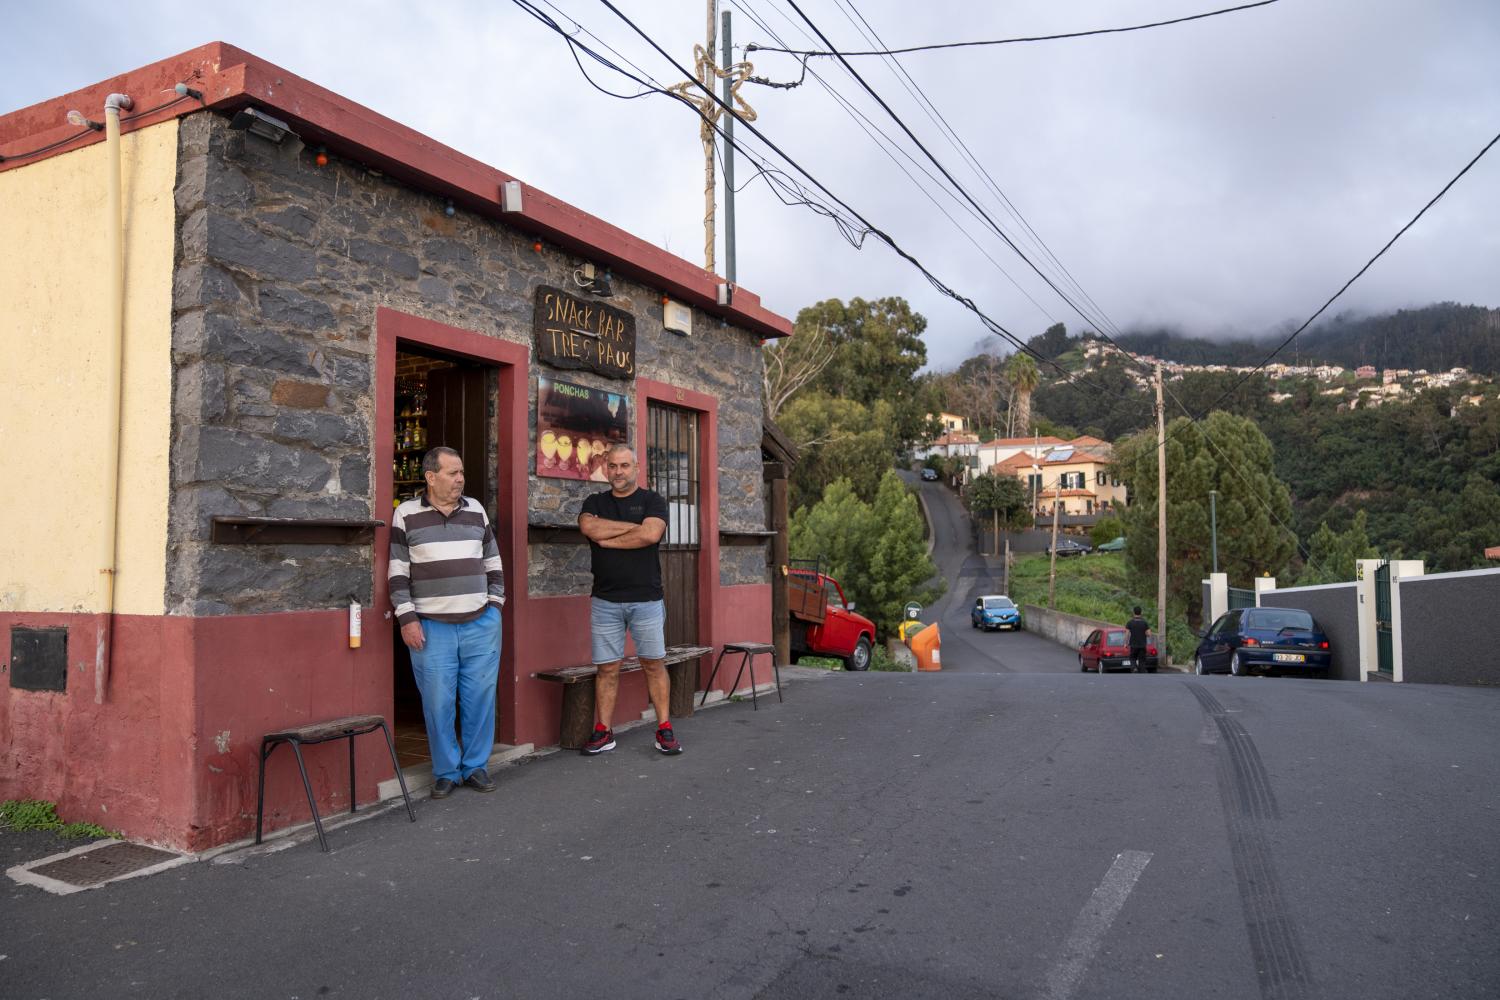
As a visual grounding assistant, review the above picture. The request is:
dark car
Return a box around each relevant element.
[971,594,1022,631]
[1096,536,1126,552]
[1079,628,1158,673]
[1048,538,1092,557]
[1192,607,1332,678]
[920,467,939,481]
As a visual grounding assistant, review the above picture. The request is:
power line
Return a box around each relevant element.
[782,0,1152,372]
[1164,127,1500,433]
[729,0,1062,327]
[518,0,1134,398]
[747,0,1281,58]
[830,0,1126,341]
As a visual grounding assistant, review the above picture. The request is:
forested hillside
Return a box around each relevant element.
[1029,366,1500,575]
[1115,303,1500,373]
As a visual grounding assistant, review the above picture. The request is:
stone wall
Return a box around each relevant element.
[167,111,767,613]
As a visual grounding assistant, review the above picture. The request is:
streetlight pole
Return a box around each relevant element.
[1039,465,1062,608]
[1209,489,1219,574]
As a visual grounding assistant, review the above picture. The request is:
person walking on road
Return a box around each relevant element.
[1125,606,1152,673]
[389,446,505,798]
[576,444,681,756]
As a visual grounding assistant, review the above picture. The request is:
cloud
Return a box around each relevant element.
[6,0,1496,371]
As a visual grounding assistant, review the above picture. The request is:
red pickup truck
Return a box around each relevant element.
[788,569,877,671]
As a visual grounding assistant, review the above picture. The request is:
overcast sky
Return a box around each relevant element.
[5,0,1497,369]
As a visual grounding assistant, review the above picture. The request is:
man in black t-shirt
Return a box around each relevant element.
[576,445,681,755]
[1125,606,1152,673]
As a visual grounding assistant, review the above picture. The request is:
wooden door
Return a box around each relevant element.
[426,365,492,511]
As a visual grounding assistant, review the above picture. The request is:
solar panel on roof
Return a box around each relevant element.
[1048,446,1074,462]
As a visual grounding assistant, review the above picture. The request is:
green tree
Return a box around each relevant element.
[1299,510,1377,585]
[798,297,933,447]
[789,473,942,638]
[788,478,875,586]
[1006,352,1041,437]
[966,473,1032,553]
[1026,322,1072,360]
[1114,411,1296,635]
[864,472,945,634]
[778,393,898,510]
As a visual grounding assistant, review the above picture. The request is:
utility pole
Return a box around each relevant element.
[720,8,737,284]
[1155,364,1168,664]
[1209,488,1219,574]
[700,0,717,272]
[1047,471,1061,608]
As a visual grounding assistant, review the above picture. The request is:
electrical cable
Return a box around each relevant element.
[521,0,1133,397]
[783,0,1152,373]
[729,0,1061,327]
[748,0,1281,58]
[2,93,196,165]
[829,0,1114,339]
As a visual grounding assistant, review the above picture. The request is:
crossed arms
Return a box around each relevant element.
[578,513,667,549]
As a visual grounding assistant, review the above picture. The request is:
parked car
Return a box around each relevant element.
[920,467,939,481]
[1078,628,1158,672]
[787,569,877,670]
[971,595,1022,631]
[1192,607,1332,678]
[1096,536,1126,552]
[1047,538,1092,557]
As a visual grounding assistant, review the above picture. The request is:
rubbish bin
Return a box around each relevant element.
[910,623,942,671]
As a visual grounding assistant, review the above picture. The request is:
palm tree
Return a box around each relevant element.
[1007,353,1041,436]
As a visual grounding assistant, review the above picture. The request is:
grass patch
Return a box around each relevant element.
[1007,552,1200,659]
[0,799,120,840]
[797,645,908,672]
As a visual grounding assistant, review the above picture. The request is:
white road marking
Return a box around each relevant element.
[1039,850,1153,1000]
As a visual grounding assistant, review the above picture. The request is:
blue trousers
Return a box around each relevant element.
[408,606,502,782]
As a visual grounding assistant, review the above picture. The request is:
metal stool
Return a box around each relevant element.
[256,714,415,853]
[701,642,781,710]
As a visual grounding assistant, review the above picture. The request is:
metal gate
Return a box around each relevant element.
[1228,586,1256,610]
[646,402,700,647]
[1374,560,1393,674]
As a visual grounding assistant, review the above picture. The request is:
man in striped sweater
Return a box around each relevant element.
[389,446,505,799]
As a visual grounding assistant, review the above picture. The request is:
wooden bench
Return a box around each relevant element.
[255,714,416,854]
[534,644,712,749]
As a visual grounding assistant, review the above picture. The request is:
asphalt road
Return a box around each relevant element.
[6,477,1496,998]
[904,472,1077,675]
[4,670,1496,1000]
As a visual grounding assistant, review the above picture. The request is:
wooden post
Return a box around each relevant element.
[1156,364,1169,665]
[768,466,790,665]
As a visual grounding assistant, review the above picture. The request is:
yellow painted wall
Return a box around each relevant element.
[0,121,178,615]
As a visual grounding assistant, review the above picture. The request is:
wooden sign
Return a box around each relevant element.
[534,285,636,380]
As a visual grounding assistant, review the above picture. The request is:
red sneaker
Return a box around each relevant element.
[581,727,616,755]
[655,726,683,755]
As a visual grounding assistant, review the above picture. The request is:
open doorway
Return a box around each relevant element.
[390,344,500,770]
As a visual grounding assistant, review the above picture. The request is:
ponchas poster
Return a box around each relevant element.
[535,376,630,481]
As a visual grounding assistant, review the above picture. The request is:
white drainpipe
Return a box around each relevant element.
[96,92,132,703]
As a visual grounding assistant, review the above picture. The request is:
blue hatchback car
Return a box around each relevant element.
[971,595,1022,631]
[1192,607,1332,678]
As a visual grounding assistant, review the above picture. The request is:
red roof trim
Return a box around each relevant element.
[0,42,793,340]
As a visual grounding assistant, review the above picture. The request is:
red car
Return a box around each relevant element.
[1078,628,1158,673]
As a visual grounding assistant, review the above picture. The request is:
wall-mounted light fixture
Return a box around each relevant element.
[174,82,204,101]
[501,180,523,213]
[444,198,456,217]
[228,107,296,144]
[314,146,329,167]
[574,262,613,298]
[66,110,104,132]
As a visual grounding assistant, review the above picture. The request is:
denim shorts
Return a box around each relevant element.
[591,597,666,663]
